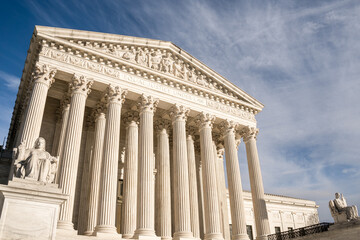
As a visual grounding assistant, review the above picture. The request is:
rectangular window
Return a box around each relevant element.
[275,226,281,233]
[246,225,254,240]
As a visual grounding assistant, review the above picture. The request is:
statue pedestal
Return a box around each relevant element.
[0,178,68,240]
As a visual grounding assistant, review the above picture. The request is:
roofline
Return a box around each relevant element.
[34,25,265,110]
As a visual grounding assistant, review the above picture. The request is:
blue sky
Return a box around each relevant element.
[0,0,359,222]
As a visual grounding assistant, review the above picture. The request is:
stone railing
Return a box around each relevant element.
[267,222,333,240]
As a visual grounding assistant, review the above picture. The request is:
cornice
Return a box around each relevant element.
[34,27,264,110]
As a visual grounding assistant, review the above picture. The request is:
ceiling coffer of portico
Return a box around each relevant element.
[34,26,264,112]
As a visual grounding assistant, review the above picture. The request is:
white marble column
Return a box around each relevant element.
[155,120,172,240]
[134,94,159,238]
[214,143,231,240]
[242,127,270,240]
[58,75,93,230]
[55,94,70,183]
[186,130,200,239]
[51,110,62,156]
[20,64,57,148]
[170,105,193,240]
[84,103,107,236]
[122,111,139,239]
[77,116,95,234]
[197,113,223,240]
[220,121,249,240]
[95,85,127,236]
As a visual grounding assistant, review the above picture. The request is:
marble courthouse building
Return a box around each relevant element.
[3,26,319,240]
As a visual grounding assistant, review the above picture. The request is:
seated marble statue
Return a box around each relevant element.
[13,137,59,184]
[329,193,359,223]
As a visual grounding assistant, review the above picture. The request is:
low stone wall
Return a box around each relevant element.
[295,220,360,240]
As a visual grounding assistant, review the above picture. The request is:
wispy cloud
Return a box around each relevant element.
[21,0,360,221]
[0,71,20,90]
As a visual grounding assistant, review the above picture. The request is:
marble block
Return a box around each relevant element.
[0,178,68,240]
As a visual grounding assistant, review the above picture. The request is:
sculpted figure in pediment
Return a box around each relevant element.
[136,48,148,67]
[173,57,184,78]
[197,73,209,87]
[161,51,174,74]
[123,46,137,63]
[13,137,58,184]
[149,49,163,70]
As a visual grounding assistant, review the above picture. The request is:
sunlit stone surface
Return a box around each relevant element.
[0,26,320,240]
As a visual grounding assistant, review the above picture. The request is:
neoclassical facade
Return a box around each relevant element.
[5,26,317,240]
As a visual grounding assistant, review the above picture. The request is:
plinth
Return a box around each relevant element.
[0,178,68,240]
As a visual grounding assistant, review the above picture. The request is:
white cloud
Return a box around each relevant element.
[22,0,360,222]
[0,71,20,90]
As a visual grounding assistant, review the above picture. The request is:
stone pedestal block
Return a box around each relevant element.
[0,179,68,240]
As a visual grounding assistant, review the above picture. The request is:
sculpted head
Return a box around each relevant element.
[34,137,46,150]
[335,193,340,199]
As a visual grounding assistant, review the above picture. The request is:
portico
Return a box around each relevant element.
[7,26,270,240]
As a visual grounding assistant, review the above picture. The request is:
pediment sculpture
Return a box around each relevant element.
[329,193,359,223]
[13,137,59,184]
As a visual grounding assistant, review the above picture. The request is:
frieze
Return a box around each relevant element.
[74,41,232,97]
[40,47,256,122]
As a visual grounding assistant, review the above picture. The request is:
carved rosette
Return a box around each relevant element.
[196,112,216,130]
[241,126,259,143]
[32,64,57,88]
[106,84,128,105]
[169,104,190,122]
[154,119,172,134]
[70,74,93,96]
[138,94,159,113]
[122,110,140,125]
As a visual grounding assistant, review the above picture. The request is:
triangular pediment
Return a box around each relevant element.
[35,26,264,111]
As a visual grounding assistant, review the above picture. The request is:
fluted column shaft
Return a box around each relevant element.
[222,122,249,240]
[243,127,270,240]
[187,134,200,239]
[58,75,93,230]
[95,85,126,235]
[135,95,158,237]
[122,120,139,238]
[213,143,230,240]
[84,112,106,235]
[20,64,56,148]
[171,105,193,240]
[155,127,172,240]
[77,124,95,234]
[55,96,70,182]
[197,113,223,240]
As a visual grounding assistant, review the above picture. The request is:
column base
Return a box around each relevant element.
[94,225,120,237]
[173,231,194,240]
[57,220,76,231]
[122,233,134,239]
[83,230,94,236]
[255,235,268,240]
[204,233,224,240]
[232,234,250,240]
[161,237,173,240]
[133,229,160,240]
[95,231,122,239]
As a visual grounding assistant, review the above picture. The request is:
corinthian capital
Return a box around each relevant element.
[122,110,140,125]
[106,84,127,104]
[70,74,93,96]
[92,101,107,119]
[170,104,190,122]
[139,94,159,113]
[219,120,239,136]
[241,126,259,143]
[32,64,57,88]
[195,112,216,130]
[154,119,172,133]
